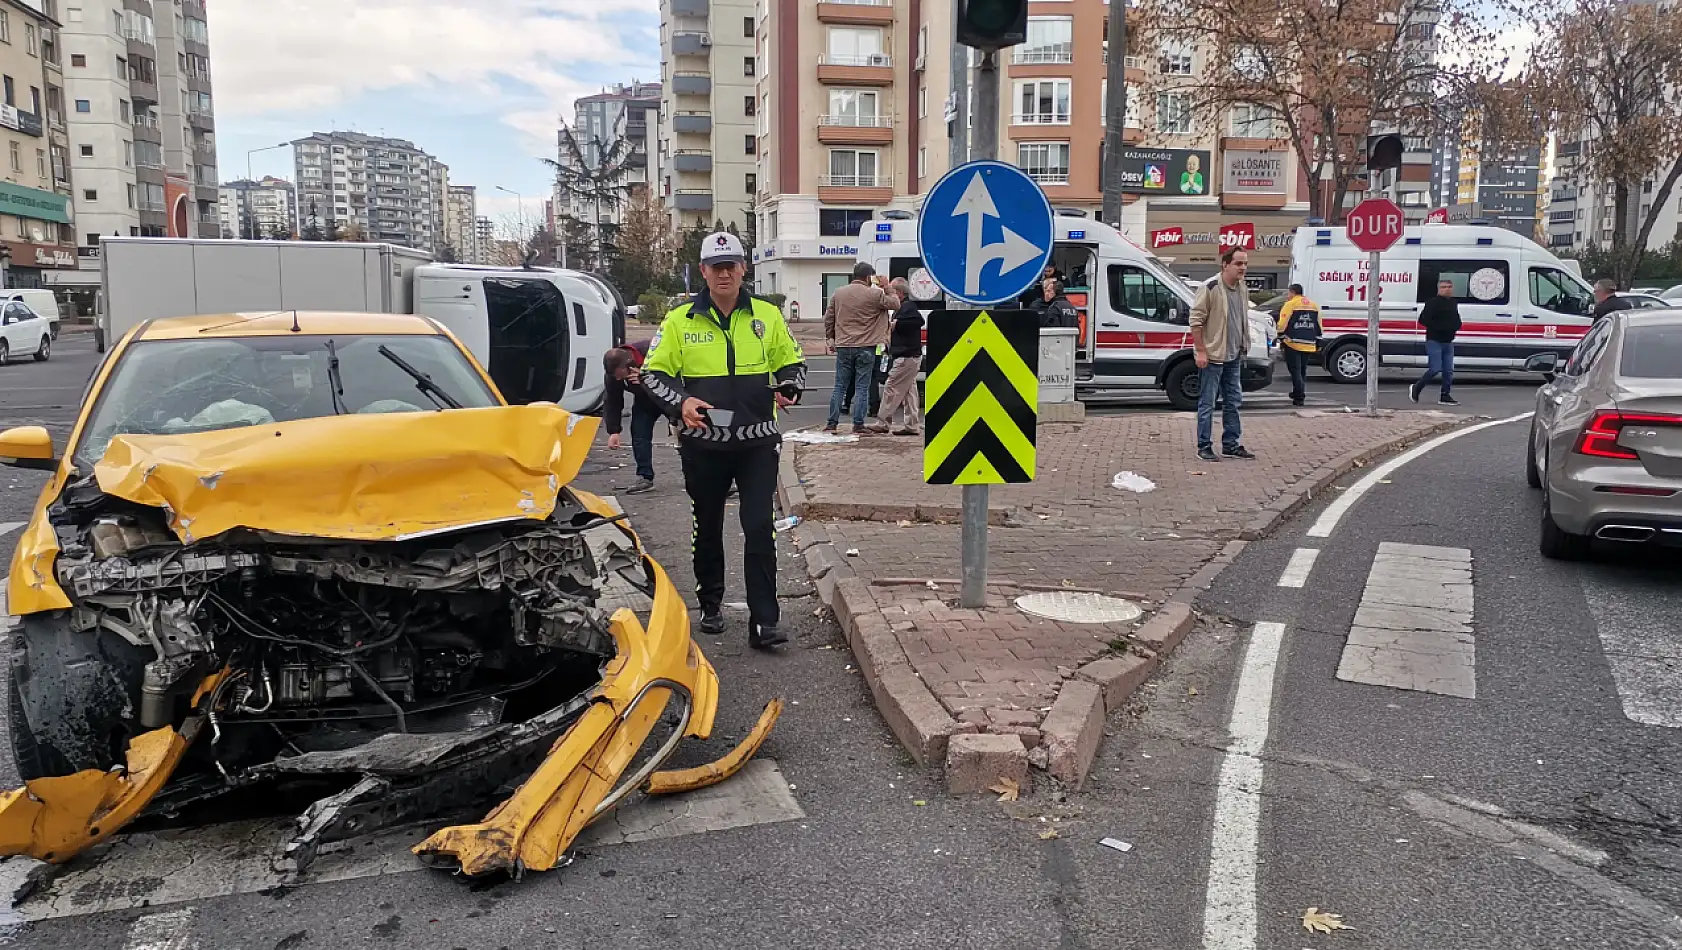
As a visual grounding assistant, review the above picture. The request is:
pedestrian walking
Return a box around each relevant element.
[1189,247,1257,462]
[1275,283,1322,407]
[1591,278,1633,322]
[1031,277,1080,328]
[868,278,925,436]
[644,232,807,649]
[824,264,896,433]
[601,338,664,494]
[1410,279,1461,406]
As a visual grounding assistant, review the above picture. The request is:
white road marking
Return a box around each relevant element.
[1305,413,1532,539]
[1201,621,1286,950]
[123,908,198,950]
[18,758,804,921]
[1276,548,1319,588]
[1335,543,1475,698]
[1580,572,1682,728]
[0,522,24,539]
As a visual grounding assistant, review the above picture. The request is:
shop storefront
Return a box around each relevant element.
[752,238,870,325]
[1142,209,1304,290]
[0,182,76,290]
[4,240,80,289]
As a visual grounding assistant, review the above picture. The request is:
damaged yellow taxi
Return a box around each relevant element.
[0,311,779,878]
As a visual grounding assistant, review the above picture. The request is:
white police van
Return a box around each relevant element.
[1290,224,1596,383]
[856,212,1275,410]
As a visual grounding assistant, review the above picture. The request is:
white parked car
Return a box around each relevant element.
[1618,292,1677,310]
[0,299,51,363]
[1662,284,1682,301]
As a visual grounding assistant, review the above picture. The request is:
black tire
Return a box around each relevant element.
[1525,421,1542,490]
[7,612,148,780]
[1325,340,1368,384]
[1164,360,1200,411]
[0,339,8,365]
[33,335,49,362]
[1539,475,1590,561]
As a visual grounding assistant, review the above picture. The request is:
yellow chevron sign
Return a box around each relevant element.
[923,309,1039,485]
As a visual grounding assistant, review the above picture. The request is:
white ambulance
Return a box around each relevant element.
[855,212,1276,410]
[1290,224,1596,384]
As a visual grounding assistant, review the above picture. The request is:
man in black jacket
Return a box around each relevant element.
[1032,277,1080,328]
[869,277,925,435]
[602,338,663,493]
[1592,279,1633,321]
[1410,279,1462,406]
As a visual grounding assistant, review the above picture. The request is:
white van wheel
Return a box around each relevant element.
[1326,341,1367,384]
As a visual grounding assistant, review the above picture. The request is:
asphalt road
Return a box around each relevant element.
[3,337,1647,949]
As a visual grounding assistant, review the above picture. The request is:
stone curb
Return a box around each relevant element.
[778,413,1478,791]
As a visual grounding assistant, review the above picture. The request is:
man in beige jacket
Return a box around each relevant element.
[824,262,897,433]
[1189,247,1257,462]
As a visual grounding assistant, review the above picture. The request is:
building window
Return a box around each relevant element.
[70,53,85,67]
[6,142,15,172]
[828,89,881,126]
[120,99,130,121]
[820,208,874,237]
[1017,142,1071,184]
[746,172,757,194]
[826,27,885,66]
[1014,79,1072,124]
[919,147,927,180]
[78,144,91,157]
[1156,92,1192,134]
[1015,17,1073,64]
[744,56,755,76]
[74,98,89,112]
[1230,103,1286,139]
[127,183,135,207]
[744,94,756,117]
[919,83,927,118]
[35,148,44,178]
[2,77,12,108]
[0,11,9,44]
[85,232,99,246]
[827,149,879,188]
[1159,41,1194,75]
[82,188,96,201]
[744,15,754,37]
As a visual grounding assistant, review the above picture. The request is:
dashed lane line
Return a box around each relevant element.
[1276,548,1319,588]
[1305,412,1532,539]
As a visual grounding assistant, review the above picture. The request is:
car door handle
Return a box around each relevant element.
[1520,314,1539,319]
[1100,322,1120,328]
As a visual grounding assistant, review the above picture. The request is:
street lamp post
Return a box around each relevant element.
[246,141,291,239]
[496,185,526,265]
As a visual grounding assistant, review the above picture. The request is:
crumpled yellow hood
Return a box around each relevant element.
[95,405,600,543]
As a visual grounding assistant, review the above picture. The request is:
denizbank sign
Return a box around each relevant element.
[0,182,71,225]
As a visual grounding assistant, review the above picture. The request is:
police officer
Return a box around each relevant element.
[644,232,807,649]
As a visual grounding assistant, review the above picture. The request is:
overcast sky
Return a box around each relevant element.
[214,0,660,223]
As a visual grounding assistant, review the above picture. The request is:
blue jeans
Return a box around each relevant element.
[629,400,659,481]
[1418,340,1454,394]
[1197,360,1244,451]
[828,346,876,428]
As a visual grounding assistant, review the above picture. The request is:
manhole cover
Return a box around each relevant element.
[1014,591,1142,625]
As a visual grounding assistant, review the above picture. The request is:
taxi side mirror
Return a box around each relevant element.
[0,425,58,470]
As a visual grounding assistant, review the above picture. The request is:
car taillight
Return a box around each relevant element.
[1575,410,1682,460]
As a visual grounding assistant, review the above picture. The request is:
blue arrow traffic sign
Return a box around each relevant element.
[917,160,1055,306]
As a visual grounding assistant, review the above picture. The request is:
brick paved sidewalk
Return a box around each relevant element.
[779,408,1466,792]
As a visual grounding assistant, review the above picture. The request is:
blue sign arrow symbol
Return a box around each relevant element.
[953,171,1044,299]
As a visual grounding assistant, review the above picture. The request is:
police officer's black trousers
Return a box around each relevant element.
[681,442,780,630]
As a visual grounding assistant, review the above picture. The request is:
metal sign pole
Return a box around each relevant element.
[1365,249,1381,417]
[958,49,1003,609]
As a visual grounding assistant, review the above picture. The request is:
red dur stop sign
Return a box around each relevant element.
[1346,198,1405,253]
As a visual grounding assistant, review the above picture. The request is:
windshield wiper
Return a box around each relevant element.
[324,339,348,415]
[377,344,463,410]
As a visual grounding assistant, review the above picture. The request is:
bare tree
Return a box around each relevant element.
[1136,0,1512,222]
[543,118,639,269]
[609,188,677,299]
[1495,0,1682,287]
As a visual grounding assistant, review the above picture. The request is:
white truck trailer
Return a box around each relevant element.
[95,238,626,414]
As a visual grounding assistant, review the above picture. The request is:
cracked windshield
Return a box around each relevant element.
[1,0,1680,948]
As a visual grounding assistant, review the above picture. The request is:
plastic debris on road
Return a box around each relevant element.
[1111,471,1157,493]
[785,429,859,444]
[1098,837,1134,853]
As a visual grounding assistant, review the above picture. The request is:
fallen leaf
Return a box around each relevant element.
[1187,686,1199,696]
[897,520,913,527]
[913,799,928,806]
[1038,828,1060,840]
[1301,908,1353,934]
[990,778,1021,802]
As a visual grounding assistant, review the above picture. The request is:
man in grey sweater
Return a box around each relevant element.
[1189,247,1256,462]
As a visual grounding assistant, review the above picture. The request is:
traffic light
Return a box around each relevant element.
[956,0,1028,50]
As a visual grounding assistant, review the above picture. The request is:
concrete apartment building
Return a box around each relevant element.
[63,0,216,251]
[0,0,77,290]
[444,183,481,262]
[1547,136,1682,254]
[217,176,294,239]
[554,81,660,233]
[658,0,756,234]
[1454,133,1545,241]
[292,131,448,253]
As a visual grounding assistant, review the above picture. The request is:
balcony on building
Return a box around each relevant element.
[673,189,713,212]
[817,53,895,86]
[129,79,161,107]
[672,72,711,97]
[818,112,894,145]
[817,173,893,205]
[673,149,712,172]
[817,0,894,26]
[1102,45,1147,84]
[1013,42,1072,67]
[673,111,713,134]
[671,0,709,15]
[671,31,712,56]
